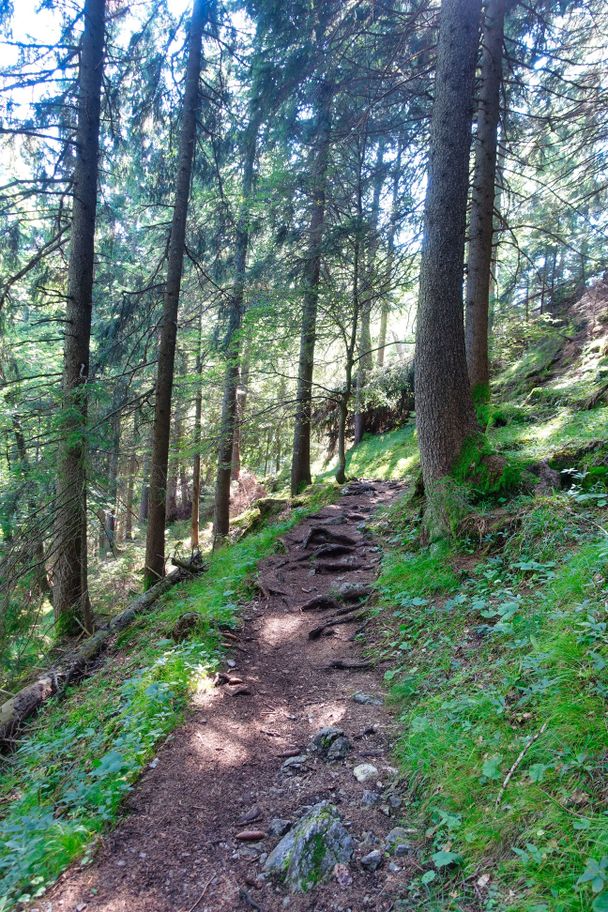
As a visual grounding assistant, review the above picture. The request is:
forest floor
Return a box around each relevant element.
[36,480,410,912]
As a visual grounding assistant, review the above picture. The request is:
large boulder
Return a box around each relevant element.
[263,801,354,893]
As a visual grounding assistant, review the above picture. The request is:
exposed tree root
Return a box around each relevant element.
[308,609,368,640]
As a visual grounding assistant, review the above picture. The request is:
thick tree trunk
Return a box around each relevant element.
[290,82,333,494]
[144,0,208,586]
[212,114,261,545]
[465,0,506,400]
[53,0,106,634]
[414,0,481,493]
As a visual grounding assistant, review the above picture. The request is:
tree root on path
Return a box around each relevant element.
[303,526,359,549]
[326,658,374,671]
[308,609,368,640]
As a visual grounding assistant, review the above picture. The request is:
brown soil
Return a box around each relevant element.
[37,480,413,912]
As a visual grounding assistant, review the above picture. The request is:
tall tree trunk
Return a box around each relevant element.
[144,0,208,586]
[231,356,249,482]
[53,0,106,634]
[354,140,385,444]
[414,0,481,498]
[191,309,203,550]
[290,82,333,494]
[212,113,261,544]
[377,137,404,368]
[336,242,361,485]
[464,0,506,401]
[139,447,150,524]
[103,412,120,556]
[125,451,136,542]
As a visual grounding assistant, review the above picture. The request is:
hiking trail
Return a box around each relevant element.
[39,480,411,912]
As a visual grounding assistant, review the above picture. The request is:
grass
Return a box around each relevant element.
[0,483,336,910]
[317,422,419,482]
[374,492,608,912]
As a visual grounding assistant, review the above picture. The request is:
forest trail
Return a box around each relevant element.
[40,480,409,912]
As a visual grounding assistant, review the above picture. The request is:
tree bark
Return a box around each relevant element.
[377,137,404,368]
[290,81,333,494]
[231,356,249,482]
[53,0,106,634]
[465,0,506,400]
[354,139,385,443]
[144,0,208,586]
[414,0,481,490]
[191,308,204,550]
[212,113,261,545]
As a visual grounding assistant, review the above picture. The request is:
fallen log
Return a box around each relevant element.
[0,564,203,751]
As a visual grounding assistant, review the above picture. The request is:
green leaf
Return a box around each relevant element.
[593,894,608,912]
[432,850,462,869]
[421,869,437,884]
[482,755,503,780]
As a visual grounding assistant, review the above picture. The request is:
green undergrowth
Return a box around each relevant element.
[375,491,608,911]
[0,484,336,910]
[318,422,419,482]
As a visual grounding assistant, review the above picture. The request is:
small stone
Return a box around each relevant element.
[388,862,400,873]
[352,692,382,706]
[149,758,159,769]
[333,863,352,888]
[281,754,308,772]
[477,874,490,888]
[360,850,383,872]
[385,827,411,856]
[227,659,237,668]
[268,818,291,839]
[353,763,378,783]
[327,736,351,762]
[360,790,381,808]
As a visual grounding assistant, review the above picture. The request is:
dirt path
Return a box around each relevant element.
[39,481,410,912]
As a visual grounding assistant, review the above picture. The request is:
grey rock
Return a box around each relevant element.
[360,850,383,872]
[311,727,345,752]
[268,818,291,839]
[360,790,381,808]
[281,754,308,772]
[385,827,411,856]
[326,735,351,762]
[353,763,378,783]
[352,692,383,706]
[263,801,354,893]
